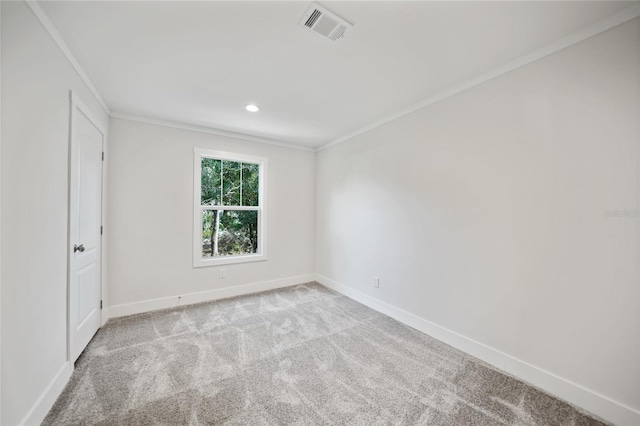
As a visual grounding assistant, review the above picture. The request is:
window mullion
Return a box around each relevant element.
[201,205,258,211]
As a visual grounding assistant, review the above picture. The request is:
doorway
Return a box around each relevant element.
[68,92,104,363]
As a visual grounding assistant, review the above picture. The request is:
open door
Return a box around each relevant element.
[68,92,104,362]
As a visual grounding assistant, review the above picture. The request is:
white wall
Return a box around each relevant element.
[107,118,315,313]
[316,18,640,424]
[0,2,109,425]
[1,2,637,424]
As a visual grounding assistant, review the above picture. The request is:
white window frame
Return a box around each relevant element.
[193,148,268,267]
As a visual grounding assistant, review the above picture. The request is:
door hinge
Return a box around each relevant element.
[100,225,103,235]
[102,152,104,161]
[100,300,103,310]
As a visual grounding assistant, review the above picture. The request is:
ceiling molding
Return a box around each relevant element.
[26,0,640,152]
[26,1,314,153]
[110,111,317,153]
[25,1,111,115]
[318,3,640,152]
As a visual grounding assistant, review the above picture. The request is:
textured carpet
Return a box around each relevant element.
[44,282,607,425]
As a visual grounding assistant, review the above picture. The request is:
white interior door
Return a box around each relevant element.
[69,92,104,363]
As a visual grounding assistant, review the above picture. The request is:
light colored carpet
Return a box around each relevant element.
[43,282,607,425]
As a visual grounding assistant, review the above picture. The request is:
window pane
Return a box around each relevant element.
[242,162,259,207]
[202,209,258,257]
[201,158,221,205]
[222,160,241,206]
[202,210,217,257]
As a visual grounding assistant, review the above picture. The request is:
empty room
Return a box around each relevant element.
[1,0,640,425]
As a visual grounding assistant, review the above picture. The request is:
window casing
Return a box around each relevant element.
[193,148,267,267]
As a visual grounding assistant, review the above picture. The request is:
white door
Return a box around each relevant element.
[69,92,104,362]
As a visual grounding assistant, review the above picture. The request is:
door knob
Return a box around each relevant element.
[74,244,85,253]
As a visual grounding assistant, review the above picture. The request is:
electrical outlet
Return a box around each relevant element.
[219,269,226,279]
[373,276,380,288]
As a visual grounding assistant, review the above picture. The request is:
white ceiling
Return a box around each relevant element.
[39,1,636,147]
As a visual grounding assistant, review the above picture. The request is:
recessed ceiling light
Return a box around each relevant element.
[245,104,260,112]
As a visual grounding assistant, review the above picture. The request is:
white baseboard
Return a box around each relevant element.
[14,275,312,424]
[108,274,315,318]
[101,307,110,326]
[315,274,640,426]
[20,362,72,426]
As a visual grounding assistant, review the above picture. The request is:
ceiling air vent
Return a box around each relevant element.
[300,3,352,42]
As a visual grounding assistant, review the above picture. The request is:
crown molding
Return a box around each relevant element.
[24,0,314,151]
[110,111,317,152]
[318,3,640,152]
[25,1,111,115]
[25,0,640,153]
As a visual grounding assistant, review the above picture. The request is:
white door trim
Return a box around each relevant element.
[67,91,106,363]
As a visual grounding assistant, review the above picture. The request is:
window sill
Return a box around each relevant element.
[193,253,267,268]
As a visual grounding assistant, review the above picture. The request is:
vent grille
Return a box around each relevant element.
[300,3,352,42]
[305,9,322,27]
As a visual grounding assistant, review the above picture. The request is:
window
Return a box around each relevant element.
[193,148,267,267]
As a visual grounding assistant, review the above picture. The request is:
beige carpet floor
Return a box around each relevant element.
[43,282,607,425]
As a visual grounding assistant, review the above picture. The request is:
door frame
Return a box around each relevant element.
[67,91,107,364]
